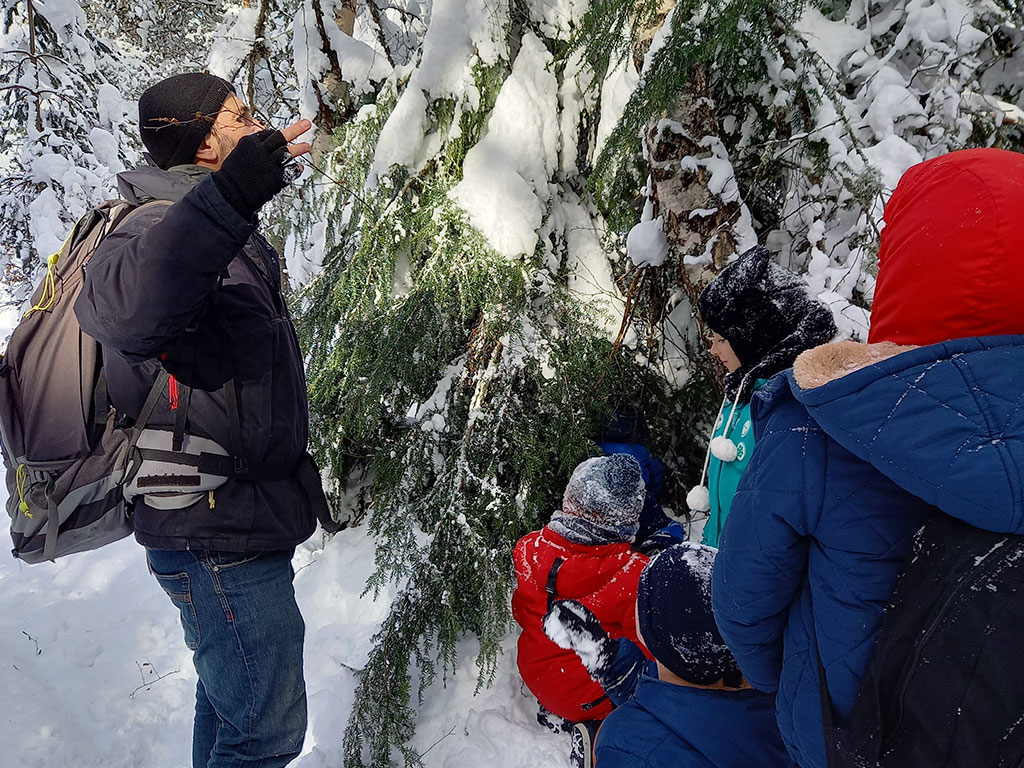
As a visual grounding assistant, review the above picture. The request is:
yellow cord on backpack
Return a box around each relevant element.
[25,209,101,317]
[24,250,61,316]
[15,464,32,518]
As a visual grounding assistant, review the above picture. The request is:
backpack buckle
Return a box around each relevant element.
[233,457,249,475]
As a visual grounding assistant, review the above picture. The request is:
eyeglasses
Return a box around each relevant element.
[217,106,263,129]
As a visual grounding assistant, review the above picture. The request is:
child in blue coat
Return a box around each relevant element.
[546,543,792,768]
[711,148,1024,768]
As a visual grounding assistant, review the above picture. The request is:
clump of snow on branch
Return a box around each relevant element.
[449,32,559,259]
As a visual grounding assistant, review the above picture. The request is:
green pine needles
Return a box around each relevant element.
[293,56,680,765]
[287,0,1024,762]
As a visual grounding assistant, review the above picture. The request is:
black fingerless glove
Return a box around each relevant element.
[211,129,290,220]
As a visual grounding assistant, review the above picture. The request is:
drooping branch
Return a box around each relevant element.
[244,0,274,109]
[310,0,350,132]
[26,0,43,132]
[366,0,397,68]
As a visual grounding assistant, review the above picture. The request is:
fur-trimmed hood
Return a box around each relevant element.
[792,339,919,389]
[779,335,1024,534]
[699,246,837,403]
[715,334,1024,766]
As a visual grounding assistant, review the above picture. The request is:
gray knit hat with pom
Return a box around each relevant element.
[549,454,645,545]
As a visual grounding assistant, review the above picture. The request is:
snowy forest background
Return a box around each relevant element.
[1,0,1023,765]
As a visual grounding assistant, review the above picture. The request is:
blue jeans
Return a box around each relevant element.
[146,549,307,768]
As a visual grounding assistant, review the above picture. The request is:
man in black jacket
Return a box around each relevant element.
[75,72,317,768]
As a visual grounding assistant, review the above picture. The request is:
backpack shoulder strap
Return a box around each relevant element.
[546,557,565,610]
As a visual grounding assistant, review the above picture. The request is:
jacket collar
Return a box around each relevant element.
[540,525,632,555]
[115,164,213,205]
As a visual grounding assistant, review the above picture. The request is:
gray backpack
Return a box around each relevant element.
[0,200,220,563]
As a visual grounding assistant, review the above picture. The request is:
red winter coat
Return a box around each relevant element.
[512,526,649,722]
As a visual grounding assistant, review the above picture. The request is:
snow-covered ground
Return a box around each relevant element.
[0,506,566,767]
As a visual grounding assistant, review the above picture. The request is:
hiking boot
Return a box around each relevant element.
[568,721,598,768]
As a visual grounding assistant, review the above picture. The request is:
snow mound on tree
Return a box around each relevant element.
[449,32,559,258]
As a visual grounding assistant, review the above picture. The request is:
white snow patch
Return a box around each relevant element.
[207,6,260,79]
[558,195,626,340]
[370,85,430,186]
[0,490,569,767]
[862,135,923,194]
[33,0,84,36]
[96,84,130,131]
[28,186,68,260]
[449,32,559,258]
[640,6,677,75]
[594,54,639,161]
[89,128,123,173]
[795,6,870,72]
[819,290,871,342]
[626,217,669,267]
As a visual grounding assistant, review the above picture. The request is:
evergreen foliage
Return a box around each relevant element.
[293,52,686,762]
[286,0,1024,762]
[574,0,1024,335]
[3,0,1023,765]
[0,0,141,302]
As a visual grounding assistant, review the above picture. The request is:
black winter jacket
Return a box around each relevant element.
[74,164,315,552]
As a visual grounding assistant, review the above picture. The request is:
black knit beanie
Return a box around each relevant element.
[698,246,837,403]
[636,543,741,686]
[138,73,235,170]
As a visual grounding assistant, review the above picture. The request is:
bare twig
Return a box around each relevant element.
[26,0,42,132]
[245,0,274,108]
[295,155,374,211]
[310,0,348,130]
[367,0,398,68]
[129,660,180,699]
[418,725,457,759]
[293,556,320,575]
[610,267,645,358]
[21,631,41,655]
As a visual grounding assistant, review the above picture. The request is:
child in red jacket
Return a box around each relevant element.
[513,454,651,732]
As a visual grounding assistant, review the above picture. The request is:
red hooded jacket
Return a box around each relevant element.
[512,526,649,722]
[869,148,1024,345]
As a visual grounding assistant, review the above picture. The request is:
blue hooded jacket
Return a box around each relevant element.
[595,674,793,767]
[711,336,1024,768]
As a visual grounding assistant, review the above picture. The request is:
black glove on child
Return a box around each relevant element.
[211,129,291,220]
[543,600,618,677]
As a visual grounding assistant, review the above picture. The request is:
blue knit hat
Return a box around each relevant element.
[549,454,645,545]
[637,543,740,685]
